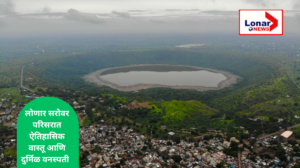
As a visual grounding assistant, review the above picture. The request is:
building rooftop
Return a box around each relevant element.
[281,131,293,138]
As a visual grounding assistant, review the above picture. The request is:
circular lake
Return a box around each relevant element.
[84,64,239,92]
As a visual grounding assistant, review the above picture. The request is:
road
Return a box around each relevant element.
[255,63,300,141]
[20,67,34,92]
[79,135,94,164]
[257,124,300,140]
[287,123,300,129]
[285,69,300,89]
[238,152,241,168]
[257,129,285,140]
[255,63,300,140]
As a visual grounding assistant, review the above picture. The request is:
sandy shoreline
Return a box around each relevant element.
[83,64,239,92]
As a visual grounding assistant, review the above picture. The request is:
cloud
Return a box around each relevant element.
[64,8,105,24]
[202,10,237,16]
[0,0,15,15]
[1,2,300,38]
[128,10,147,12]
[165,9,182,11]
[185,9,199,11]
[296,13,300,20]
[245,0,267,7]
[111,11,131,18]
[295,1,300,10]
[21,12,65,17]
[42,6,51,13]
[0,18,4,26]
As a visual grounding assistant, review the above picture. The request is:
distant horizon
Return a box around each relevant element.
[1,0,300,38]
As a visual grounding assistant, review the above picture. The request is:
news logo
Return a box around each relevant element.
[239,9,283,35]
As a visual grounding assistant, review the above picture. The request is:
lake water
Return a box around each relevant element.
[100,65,227,87]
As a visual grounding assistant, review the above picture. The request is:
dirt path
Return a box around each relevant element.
[0,92,7,98]
[77,114,83,126]
[257,129,285,140]
[288,123,300,129]
[257,123,300,140]
[113,117,142,126]
[79,135,94,164]
[20,67,35,92]
[280,63,300,89]
[285,69,300,89]
[37,46,45,54]
[238,152,241,168]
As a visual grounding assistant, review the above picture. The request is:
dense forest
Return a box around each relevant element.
[21,49,300,130]
[1,35,299,131]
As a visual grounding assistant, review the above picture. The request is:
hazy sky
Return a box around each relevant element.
[1,0,300,37]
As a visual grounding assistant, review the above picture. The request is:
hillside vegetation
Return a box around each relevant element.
[1,37,299,131]
[147,100,219,128]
